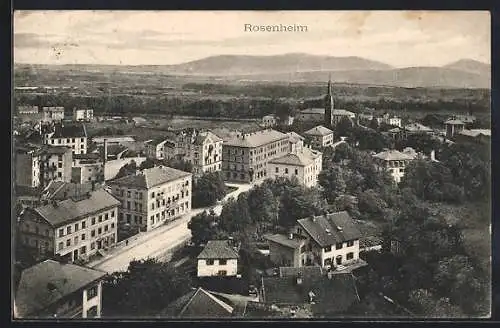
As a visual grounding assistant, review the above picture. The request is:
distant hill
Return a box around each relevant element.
[14,54,491,89]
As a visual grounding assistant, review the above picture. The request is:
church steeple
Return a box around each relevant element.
[324,74,334,127]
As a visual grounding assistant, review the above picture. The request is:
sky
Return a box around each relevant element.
[13,11,491,67]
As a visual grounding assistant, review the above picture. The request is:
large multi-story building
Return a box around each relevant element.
[16,144,73,188]
[107,166,192,232]
[222,128,289,183]
[17,106,39,115]
[41,107,65,122]
[73,108,94,122]
[72,153,104,184]
[15,260,106,318]
[372,149,417,183]
[286,132,305,153]
[43,123,88,155]
[303,125,334,149]
[17,189,120,263]
[268,147,323,188]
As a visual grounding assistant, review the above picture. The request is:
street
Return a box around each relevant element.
[91,183,254,273]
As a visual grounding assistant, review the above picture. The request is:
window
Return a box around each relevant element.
[151,203,155,210]
[219,259,227,265]
[275,167,279,173]
[57,172,62,178]
[87,285,98,300]
[151,192,155,198]
[127,191,131,198]
[285,168,288,174]
[324,246,332,252]
[91,242,95,250]
[105,213,109,220]
[91,230,96,237]
[206,259,214,265]
[59,229,64,237]
[295,169,298,175]
[111,211,115,218]
[81,233,86,240]
[98,215,103,223]
[58,162,62,168]
[336,242,343,250]
[111,223,115,229]
[66,239,71,246]
[75,223,79,231]
[58,242,63,250]
[347,252,354,260]
[104,225,108,232]
[126,214,131,223]
[74,236,78,244]
[218,270,227,276]
[92,217,96,225]
[98,227,102,234]
[81,221,86,229]
[347,240,354,247]
[67,226,72,234]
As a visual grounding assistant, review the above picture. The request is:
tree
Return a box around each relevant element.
[318,166,347,204]
[247,185,279,228]
[357,189,388,220]
[369,117,379,130]
[102,259,192,317]
[187,210,220,246]
[278,184,326,227]
[114,160,137,179]
[408,289,465,318]
[192,172,227,208]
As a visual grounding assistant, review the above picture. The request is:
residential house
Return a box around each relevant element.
[17,188,120,263]
[286,132,305,153]
[107,165,192,232]
[158,287,236,318]
[197,240,239,277]
[16,144,72,189]
[72,108,94,122]
[372,149,417,183]
[303,125,334,148]
[444,119,466,138]
[296,108,325,122]
[262,114,278,127]
[41,107,65,123]
[43,123,88,155]
[387,123,434,140]
[260,266,360,317]
[72,153,104,184]
[145,136,174,160]
[376,113,402,128]
[176,130,223,176]
[455,129,491,144]
[265,233,308,267]
[222,128,289,183]
[267,147,323,188]
[14,260,106,318]
[17,106,39,115]
[329,109,356,127]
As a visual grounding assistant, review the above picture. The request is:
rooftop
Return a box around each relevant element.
[444,119,466,125]
[42,181,98,201]
[158,287,234,318]
[458,129,491,137]
[373,149,416,161]
[28,189,120,227]
[50,124,87,139]
[15,260,106,318]
[404,123,433,133]
[269,148,321,167]
[265,234,307,249]
[224,129,287,148]
[299,108,325,114]
[332,109,356,116]
[296,211,361,248]
[304,125,333,136]
[108,165,191,189]
[197,240,239,260]
[286,132,305,143]
[16,143,71,156]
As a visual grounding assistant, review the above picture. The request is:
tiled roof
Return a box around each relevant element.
[265,234,307,249]
[269,153,311,166]
[51,124,87,138]
[287,132,305,143]
[193,131,223,145]
[262,272,360,315]
[458,129,491,137]
[296,211,361,248]
[92,136,136,144]
[108,166,191,189]
[359,236,384,249]
[43,182,97,201]
[159,287,234,318]
[148,136,170,146]
[15,260,106,318]
[224,129,287,148]
[304,125,333,136]
[444,119,465,125]
[373,150,416,161]
[197,240,239,259]
[31,189,120,227]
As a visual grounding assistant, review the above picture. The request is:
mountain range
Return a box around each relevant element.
[15,54,490,89]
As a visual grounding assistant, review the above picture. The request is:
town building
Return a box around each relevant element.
[17,106,39,115]
[376,113,402,128]
[145,136,174,160]
[262,114,278,127]
[303,125,334,148]
[387,122,434,140]
[281,115,295,126]
[159,287,236,318]
[372,149,417,183]
[286,132,305,153]
[72,153,104,184]
[14,260,106,318]
[16,144,73,189]
[297,108,325,122]
[197,240,239,277]
[450,114,476,125]
[41,181,97,201]
[260,266,360,317]
[444,119,466,138]
[222,128,289,183]
[266,211,365,270]
[107,166,192,232]
[267,147,323,188]
[43,123,88,155]
[92,135,136,146]
[15,185,43,210]
[17,188,120,263]
[41,107,65,122]
[455,129,491,144]
[72,108,94,122]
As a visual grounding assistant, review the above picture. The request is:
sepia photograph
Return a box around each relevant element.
[12,10,491,319]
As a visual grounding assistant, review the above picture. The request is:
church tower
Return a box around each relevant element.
[324,75,334,127]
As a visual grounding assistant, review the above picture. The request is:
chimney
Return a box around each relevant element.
[289,233,293,240]
[430,150,436,161]
[103,138,108,163]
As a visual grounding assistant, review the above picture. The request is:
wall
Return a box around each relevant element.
[104,156,147,181]
[82,281,102,318]
[320,239,360,267]
[16,152,38,187]
[268,241,301,267]
[197,258,238,277]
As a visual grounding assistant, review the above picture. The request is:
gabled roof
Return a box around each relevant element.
[197,240,239,259]
[224,129,287,148]
[287,132,305,143]
[42,182,97,201]
[444,119,465,125]
[296,211,361,248]
[304,125,333,136]
[269,152,314,167]
[51,124,87,138]
[108,166,191,189]
[193,131,223,145]
[265,234,307,249]
[373,149,416,161]
[15,260,106,318]
[159,287,234,318]
[262,272,360,315]
[29,189,120,227]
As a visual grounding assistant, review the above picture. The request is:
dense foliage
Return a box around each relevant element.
[192,172,227,208]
